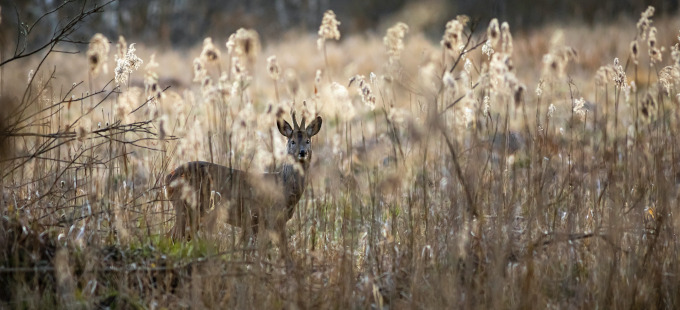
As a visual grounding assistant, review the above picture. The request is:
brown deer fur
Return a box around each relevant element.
[166,112,322,249]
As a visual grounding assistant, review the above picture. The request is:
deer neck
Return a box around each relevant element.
[281,161,307,194]
[280,161,308,217]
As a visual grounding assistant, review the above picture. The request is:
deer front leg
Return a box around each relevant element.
[187,203,199,240]
[249,213,259,247]
[170,199,186,240]
[275,216,291,261]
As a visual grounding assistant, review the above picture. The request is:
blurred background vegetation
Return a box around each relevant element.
[1,0,678,48]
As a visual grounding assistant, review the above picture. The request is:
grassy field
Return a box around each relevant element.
[1,3,680,309]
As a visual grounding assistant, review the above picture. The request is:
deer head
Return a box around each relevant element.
[277,112,322,164]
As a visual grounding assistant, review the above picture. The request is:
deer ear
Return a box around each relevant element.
[277,119,293,138]
[306,116,322,137]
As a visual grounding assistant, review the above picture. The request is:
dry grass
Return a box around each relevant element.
[2,5,680,309]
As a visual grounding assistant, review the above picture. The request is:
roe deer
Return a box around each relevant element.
[166,112,322,249]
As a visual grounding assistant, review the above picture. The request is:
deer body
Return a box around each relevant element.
[166,113,322,243]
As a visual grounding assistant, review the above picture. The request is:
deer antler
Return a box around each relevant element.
[291,111,300,130]
[300,115,306,129]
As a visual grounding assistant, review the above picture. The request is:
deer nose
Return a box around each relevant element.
[299,149,308,157]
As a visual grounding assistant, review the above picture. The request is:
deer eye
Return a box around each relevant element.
[306,139,311,144]
[291,141,296,145]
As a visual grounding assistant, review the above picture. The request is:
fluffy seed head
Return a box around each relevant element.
[658,66,677,94]
[482,40,494,59]
[630,40,639,65]
[648,27,662,64]
[384,22,409,64]
[573,97,586,121]
[487,19,500,48]
[671,43,680,67]
[349,75,376,110]
[193,57,207,83]
[483,95,490,116]
[114,43,143,86]
[636,6,655,40]
[227,28,261,65]
[231,56,247,81]
[318,10,341,40]
[613,58,627,87]
[267,55,280,80]
[441,19,464,56]
[500,22,513,55]
[541,31,577,79]
[201,37,221,63]
[87,33,110,76]
[536,81,543,97]
[547,103,556,119]
[640,93,656,119]
[464,58,472,74]
[456,15,470,26]
[317,10,341,50]
[648,27,657,49]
